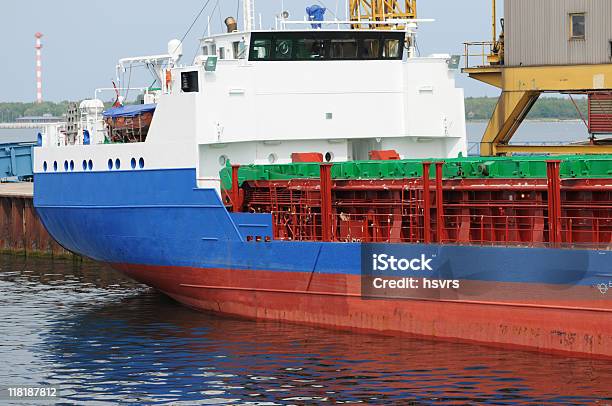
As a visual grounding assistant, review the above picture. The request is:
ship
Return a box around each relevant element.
[34,1,611,358]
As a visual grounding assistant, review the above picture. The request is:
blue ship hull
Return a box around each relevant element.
[33,168,612,358]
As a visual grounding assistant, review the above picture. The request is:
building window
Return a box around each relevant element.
[570,13,586,40]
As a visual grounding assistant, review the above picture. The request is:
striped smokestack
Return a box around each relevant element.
[35,32,43,104]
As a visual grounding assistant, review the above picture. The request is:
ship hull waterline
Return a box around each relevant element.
[113,263,612,360]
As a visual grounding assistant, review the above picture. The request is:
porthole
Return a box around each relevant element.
[53,161,58,171]
[218,155,228,167]
[64,161,69,171]
[131,158,136,169]
[139,158,145,169]
[268,153,277,164]
[69,160,74,171]
[115,158,121,169]
[43,161,48,172]
[88,160,93,170]
[325,152,334,162]
[108,159,113,170]
[82,160,87,171]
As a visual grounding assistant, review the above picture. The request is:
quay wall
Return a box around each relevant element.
[0,183,73,257]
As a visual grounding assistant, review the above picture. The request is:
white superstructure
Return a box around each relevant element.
[35,10,467,194]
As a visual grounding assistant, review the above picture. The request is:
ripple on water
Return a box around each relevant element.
[0,254,611,404]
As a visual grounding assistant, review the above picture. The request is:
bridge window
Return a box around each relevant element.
[383,39,401,58]
[295,39,327,59]
[249,32,404,61]
[330,39,358,59]
[362,39,380,59]
[251,39,271,60]
[274,39,293,59]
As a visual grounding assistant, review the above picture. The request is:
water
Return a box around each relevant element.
[466,120,590,144]
[466,120,592,155]
[1,255,612,405]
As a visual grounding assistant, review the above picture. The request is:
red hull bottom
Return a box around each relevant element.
[114,264,612,360]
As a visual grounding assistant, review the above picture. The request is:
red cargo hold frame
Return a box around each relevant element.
[227,162,612,248]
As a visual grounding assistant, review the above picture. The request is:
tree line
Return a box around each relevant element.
[465,96,588,121]
[0,101,72,122]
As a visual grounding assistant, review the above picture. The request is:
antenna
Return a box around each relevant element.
[35,32,43,104]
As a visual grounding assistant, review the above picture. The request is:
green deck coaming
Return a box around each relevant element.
[220,155,612,191]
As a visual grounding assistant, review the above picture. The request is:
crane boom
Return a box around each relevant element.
[349,0,417,29]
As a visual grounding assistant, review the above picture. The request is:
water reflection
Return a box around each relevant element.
[1,255,611,404]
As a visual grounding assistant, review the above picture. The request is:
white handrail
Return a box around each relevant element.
[280,18,434,27]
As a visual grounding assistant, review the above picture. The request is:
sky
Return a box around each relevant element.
[0,0,503,103]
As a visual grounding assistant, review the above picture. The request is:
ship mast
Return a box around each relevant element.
[243,0,255,32]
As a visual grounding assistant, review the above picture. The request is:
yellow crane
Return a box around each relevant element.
[464,0,612,155]
[349,0,417,29]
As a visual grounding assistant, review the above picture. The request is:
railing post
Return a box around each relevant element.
[422,162,431,244]
[480,215,484,244]
[320,163,333,242]
[435,162,445,243]
[231,164,241,212]
[546,160,562,246]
